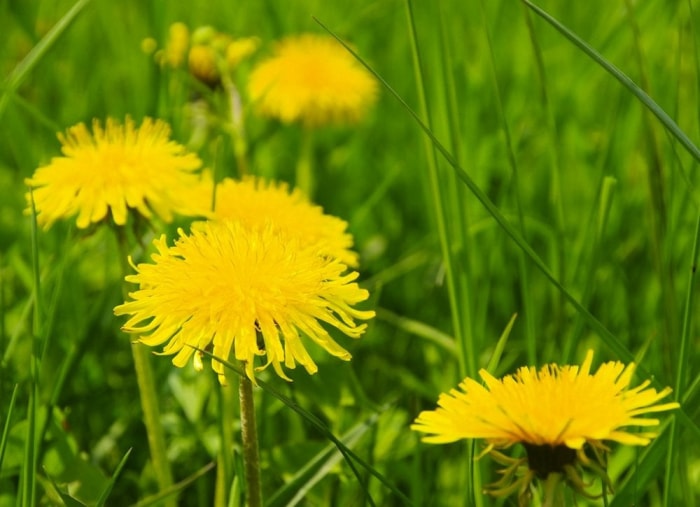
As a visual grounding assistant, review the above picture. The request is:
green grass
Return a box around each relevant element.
[1,0,699,505]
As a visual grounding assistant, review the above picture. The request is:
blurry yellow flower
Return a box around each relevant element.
[158,22,190,68]
[248,34,378,126]
[26,117,203,229]
[188,44,220,86]
[114,220,375,382]
[192,175,358,267]
[412,350,679,501]
[225,37,259,68]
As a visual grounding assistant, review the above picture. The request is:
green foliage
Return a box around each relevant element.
[1,0,698,505]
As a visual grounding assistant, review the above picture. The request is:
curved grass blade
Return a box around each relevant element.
[312,16,699,440]
[0,0,93,119]
[0,384,19,471]
[132,461,216,507]
[197,348,414,506]
[520,0,700,168]
[663,209,700,505]
[96,448,132,507]
[267,413,378,507]
[311,18,633,367]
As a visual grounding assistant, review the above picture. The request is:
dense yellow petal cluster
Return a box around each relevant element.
[26,117,202,229]
[248,34,378,126]
[191,175,358,267]
[114,220,374,382]
[412,350,679,449]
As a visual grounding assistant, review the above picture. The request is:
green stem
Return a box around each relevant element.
[115,228,175,507]
[239,372,262,507]
[296,128,315,198]
[542,473,565,507]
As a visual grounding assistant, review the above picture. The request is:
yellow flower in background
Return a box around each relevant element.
[192,175,358,267]
[114,220,375,382]
[188,43,220,86]
[157,22,190,68]
[26,117,203,229]
[225,37,259,69]
[153,23,259,86]
[248,34,378,126]
[412,350,679,501]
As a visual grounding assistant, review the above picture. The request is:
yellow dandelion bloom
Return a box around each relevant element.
[412,350,679,500]
[26,117,203,229]
[192,175,358,267]
[248,34,378,126]
[114,220,375,382]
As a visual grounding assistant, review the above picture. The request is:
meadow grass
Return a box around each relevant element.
[1,0,699,505]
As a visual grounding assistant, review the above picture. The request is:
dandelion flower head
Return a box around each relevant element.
[248,34,378,126]
[114,219,375,382]
[192,175,358,266]
[26,117,203,229]
[413,350,678,449]
[412,350,679,499]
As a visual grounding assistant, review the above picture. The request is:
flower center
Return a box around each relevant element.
[522,443,577,479]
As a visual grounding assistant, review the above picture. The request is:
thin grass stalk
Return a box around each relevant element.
[403,0,471,381]
[519,2,569,352]
[623,0,679,377]
[664,209,700,506]
[436,3,477,377]
[479,0,537,365]
[562,177,617,361]
[520,0,700,168]
[19,193,43,507]
[238,373,262,507]
[203,349,406,505]
[115,228,176,507]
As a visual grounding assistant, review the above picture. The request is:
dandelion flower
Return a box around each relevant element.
[192,175,358,266]
[248,34,378,126]
[114,220,375,382]
[412,350,679,501]
[26,117,203,229]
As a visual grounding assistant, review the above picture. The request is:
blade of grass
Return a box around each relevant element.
[520,0,700,171]
[485,313,518,374]
[0,384,18,471]
[198,348,414,506]
[133,461,217,507]
[479,0,537,366]
[402,0,472,380]
[313,16,700,440]
[96,448,132,507]
[0,0,93,119]
[663,209,700,506]
[267,413,377,507]
[376,307,456,355]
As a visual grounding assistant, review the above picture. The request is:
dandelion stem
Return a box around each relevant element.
[239,371,262,507]
[115,228,175,507]
[296,128,315,197]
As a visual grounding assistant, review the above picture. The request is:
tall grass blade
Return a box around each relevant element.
[520,0,700,169]
[314,16,700,438]
[0,0,93,119]
[0,384,18,471]
[96,448,132,507]
[663,209,700,505]
[267,415,376,507]
[199,348,414,506]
